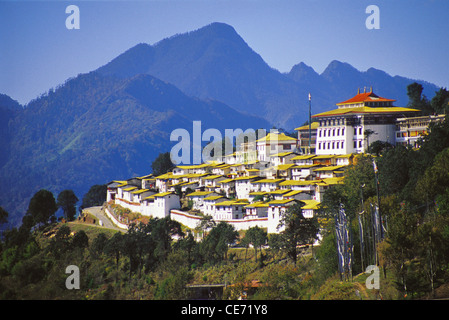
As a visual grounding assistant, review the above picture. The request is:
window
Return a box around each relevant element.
[359,140,362,148]
[318,143,322,150]
[333,129,335,136]
[354,141,357,148]
[319,130,322,137]
[359,127,362,135]
[342,128,345,135]
[354,128,357,135]
[336,141,340,149]
[332,142,335,149]
[342,141,344,149]
[337,128,340,136]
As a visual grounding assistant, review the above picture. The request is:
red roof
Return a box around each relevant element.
[337,91,396,105]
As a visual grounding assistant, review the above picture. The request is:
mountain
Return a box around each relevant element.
[97,22,320,130]
[287,60,439,110]
[0,72,270,227]
[97,23,439,129]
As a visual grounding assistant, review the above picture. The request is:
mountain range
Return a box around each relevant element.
[0,22,441,227]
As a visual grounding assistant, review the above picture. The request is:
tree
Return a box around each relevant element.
[378,145,413,197]
[244,226,267,262]
[201,222,239,263]
[27,189,58,228]
[57,189,78,221]
[72,230,89,249]
[407,82,432,115]
[104,232,124,274]
[90,233,108,258]
[152,152,174,176]
[430,87,449,114]
[81,184,107,210]
[278,202,319,265]
[0,206,8,226]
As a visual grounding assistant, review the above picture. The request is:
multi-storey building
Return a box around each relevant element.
[396,114,445,148]
[313,88,419,155]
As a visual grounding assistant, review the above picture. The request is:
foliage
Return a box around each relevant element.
[26,189,58,228]
[57,189,79,221]
[278,203,319,265]
[81,185,107,210]
[151,152,175,176]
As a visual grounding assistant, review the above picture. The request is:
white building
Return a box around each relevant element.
[256,131,298,162]
[142,192,180,218]
[214,200,249,220]
[313,88,419,155]
[395,114,445,148]
[267,199,297,234]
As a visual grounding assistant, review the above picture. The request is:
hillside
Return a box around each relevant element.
[0,72,270,227]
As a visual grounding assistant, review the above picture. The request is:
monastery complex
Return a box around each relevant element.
[105,89,444,235]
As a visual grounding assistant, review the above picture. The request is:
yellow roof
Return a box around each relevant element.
[201,175,224,180]
[249,191,268,196]
[204,195,226,201]
[252,178,284,184]
[233,176,258,181]
[313,165,347,172]
[144,192,173,200]
[279,180,320,186]
[187,191,214,197]
[313,154,336,159]
[269,189,292,195]
[312,106,419,118]
[291,154,316,160]
[122,186,138,191]
[295,122,319,131]
[300,200,320,210]
[215,200,249,207]
[218,178,235,184]
[267,199,296,205]
[256,132,297,143]
[131,188,149,194]
[271,152,294,157]
[283,190,302,197]
[245,201,269,208]
[275,164,295,171]
[176,163,211,170]
[155,172,174,180]
[292,164,319,169]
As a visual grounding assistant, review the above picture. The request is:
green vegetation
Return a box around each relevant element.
[2,83,449,300]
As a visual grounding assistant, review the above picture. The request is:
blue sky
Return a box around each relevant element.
[1,0,448,105]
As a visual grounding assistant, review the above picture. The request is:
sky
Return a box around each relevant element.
[1,0,448,105]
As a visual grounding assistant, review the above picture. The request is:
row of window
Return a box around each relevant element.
[318,141,345,150]
[319,118,345,126]
[318,127,345,137]
[318,126,365,138]
[317,139,365,150]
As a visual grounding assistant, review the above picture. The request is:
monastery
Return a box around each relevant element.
[105,89,442,234]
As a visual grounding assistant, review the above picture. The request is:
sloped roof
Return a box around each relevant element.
[337,91,396,105]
